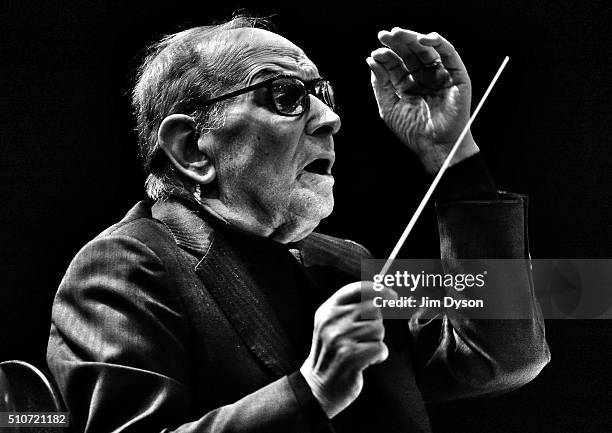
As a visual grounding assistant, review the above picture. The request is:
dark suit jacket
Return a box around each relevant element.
[47,194,550,433]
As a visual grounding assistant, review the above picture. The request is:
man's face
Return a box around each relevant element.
[203,28,341,242]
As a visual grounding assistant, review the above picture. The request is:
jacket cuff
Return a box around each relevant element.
[288,371,333,432]
[434,152,498,202]
[436,193,529,259]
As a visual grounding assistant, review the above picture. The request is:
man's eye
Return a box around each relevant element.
[272,81,305,114]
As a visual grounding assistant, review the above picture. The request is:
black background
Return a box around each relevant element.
[1,0,611,431]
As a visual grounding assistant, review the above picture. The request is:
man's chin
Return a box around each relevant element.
[291,188,334,220]
[277,191,334,241]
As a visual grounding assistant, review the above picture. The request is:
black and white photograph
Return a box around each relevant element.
[1,1,610,432]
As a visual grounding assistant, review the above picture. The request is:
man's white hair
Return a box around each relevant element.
[131,15,269,200]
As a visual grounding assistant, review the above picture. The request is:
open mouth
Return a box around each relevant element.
[303,158,333,175]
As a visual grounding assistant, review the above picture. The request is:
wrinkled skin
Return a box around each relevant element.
[199,28,341,243]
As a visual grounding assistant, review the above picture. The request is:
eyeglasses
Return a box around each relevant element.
[199,74,337,117]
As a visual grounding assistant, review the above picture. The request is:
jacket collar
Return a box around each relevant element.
[150,196,215,256]
[151,196,300,377]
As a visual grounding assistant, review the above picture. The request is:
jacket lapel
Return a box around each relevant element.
[152,197,298,377]
[195,238,299,376]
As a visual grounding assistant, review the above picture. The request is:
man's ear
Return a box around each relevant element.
[158,114,216,185]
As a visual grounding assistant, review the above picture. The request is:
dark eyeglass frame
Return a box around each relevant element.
[198,74,336,117]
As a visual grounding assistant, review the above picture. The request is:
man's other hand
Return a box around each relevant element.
[300,281,397,419]
[367,28,479,174]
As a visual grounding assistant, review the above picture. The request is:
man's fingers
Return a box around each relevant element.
[358,299,383,321]
[346,319,385,342]
[370,48,417,93]
[417,32,455,57]
[331,281,370,305]
[417,32,465,72]
[359,286,397,320]
[366,57,400,112]
[379,28,440,70]
[371,47,411,75]
[378,29,422,71]
[366,55,391,83]
[376,28,456,90]
[326,281,397,322]
[328,340,388,374]
[351,341,389,369]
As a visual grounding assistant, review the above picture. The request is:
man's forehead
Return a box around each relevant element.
[224,28,320,82]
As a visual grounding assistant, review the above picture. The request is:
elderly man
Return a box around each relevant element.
[47,16,549,433]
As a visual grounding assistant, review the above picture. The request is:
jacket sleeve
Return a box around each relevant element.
[47,235,327,433]
[408,193,551,402]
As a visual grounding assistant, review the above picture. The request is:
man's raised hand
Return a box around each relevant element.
[367,28,479,173]
[300,282,397,419]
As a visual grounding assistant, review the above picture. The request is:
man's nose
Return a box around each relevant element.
[306,95,341,137]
